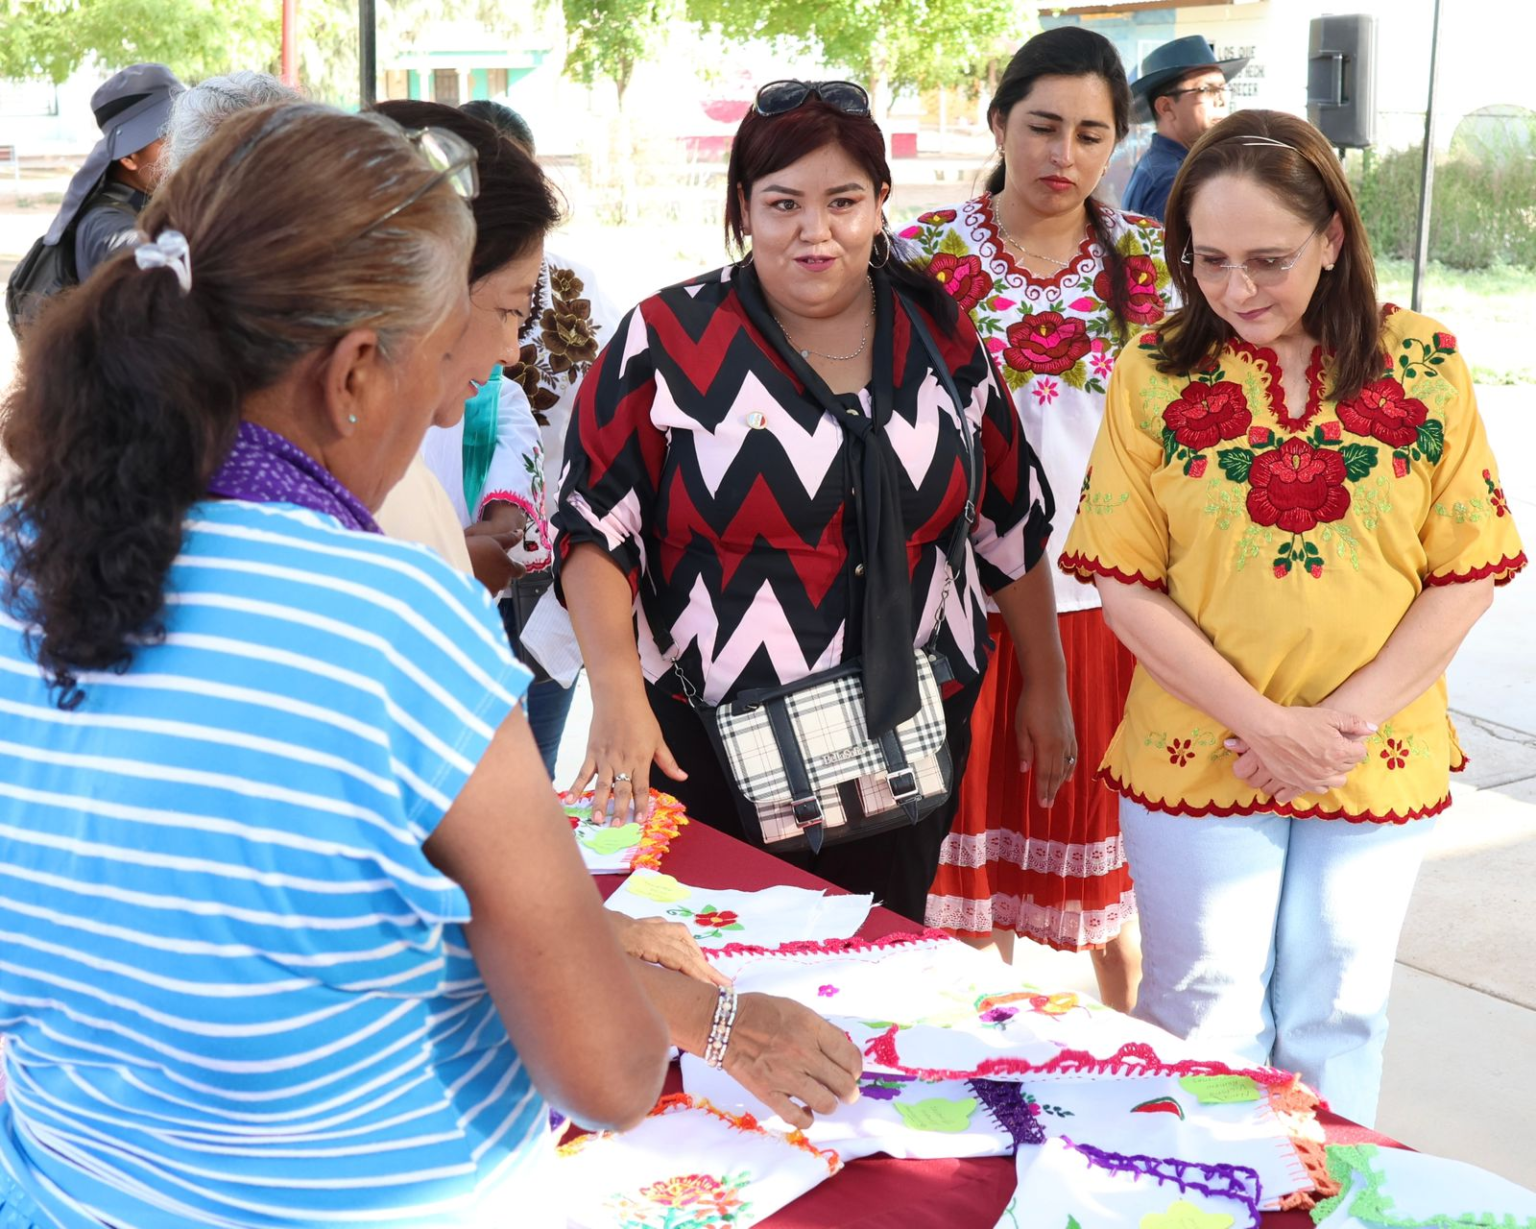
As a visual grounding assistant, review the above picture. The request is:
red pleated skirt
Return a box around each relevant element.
[926,608,1138,950]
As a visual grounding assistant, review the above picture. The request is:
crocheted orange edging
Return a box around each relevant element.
[563,788,691,872]
[557,1093,842,1174]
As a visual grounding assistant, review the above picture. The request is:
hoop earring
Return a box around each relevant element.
[741,248,754,267]
[870,230,893,268]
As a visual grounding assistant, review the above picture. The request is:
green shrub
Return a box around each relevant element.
[1349,144,1536,271]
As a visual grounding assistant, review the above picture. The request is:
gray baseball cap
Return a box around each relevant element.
[91,63,185,160]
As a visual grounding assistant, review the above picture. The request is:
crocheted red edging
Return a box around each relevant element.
[1424,551,1527,588]
[1056,551,1167,592]
[863,1029,1296,1087]
[703,929,953,962]
[1099,768,1451,825]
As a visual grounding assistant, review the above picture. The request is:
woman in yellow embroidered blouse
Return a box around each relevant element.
[1060,111,1523,1127]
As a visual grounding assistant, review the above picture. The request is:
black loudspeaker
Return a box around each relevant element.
[1307,14,1377,148]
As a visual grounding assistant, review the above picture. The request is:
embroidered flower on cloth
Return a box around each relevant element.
[1002,312,1092,375]
[1380,738,1409,770]
[1485,469,1510,517]
[928,253,993,314]
[1167,738,1195,767]
[1162,382,1253,452]
[917,208,958,225]
[1139,1199,1234,1229]
[1336,378,1428,447]
[1245,438,1351,534]
[691,908,743,932]
[1034,377,1061,406]
[1094,255,1166,325]
[504,341,561,418]
[818,984,840,998]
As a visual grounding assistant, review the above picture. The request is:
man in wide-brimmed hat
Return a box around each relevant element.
[7,63,183,333]
[1122,35,1248,220]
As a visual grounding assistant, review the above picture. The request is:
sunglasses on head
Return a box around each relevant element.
[362,125,479,234]
[753,80,871,119]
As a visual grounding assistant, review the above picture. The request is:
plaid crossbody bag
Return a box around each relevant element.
[693,302,978,854]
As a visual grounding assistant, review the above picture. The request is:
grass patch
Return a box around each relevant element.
[1374,259,1534,385]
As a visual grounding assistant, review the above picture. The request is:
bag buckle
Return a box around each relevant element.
[886,767,920,802]
[791,796,823,827]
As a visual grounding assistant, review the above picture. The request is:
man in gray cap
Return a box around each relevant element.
[1122,36,1247,221]
[6,62,183,333]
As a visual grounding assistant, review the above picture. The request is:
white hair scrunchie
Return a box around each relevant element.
[134,230,193,293]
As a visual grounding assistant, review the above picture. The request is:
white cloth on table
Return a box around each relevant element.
[993,1136,1262,1229]
[680,1054,1014,1162]
[607,868,872,947]
[556,1095,840,1229]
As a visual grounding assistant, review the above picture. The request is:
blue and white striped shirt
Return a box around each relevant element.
[0,500,544,1228]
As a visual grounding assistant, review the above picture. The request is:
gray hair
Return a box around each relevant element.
[166,71,304,170]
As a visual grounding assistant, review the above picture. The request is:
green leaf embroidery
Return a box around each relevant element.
[936,230,970,259]
[1059,361,1089,391]
[1340,442,1379,482]
[1416,419,1445,463]
[1162,426,1180,465]
[1216,447,1254,483]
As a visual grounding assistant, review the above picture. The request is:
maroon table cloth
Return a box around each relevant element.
[598,816,1400,1228]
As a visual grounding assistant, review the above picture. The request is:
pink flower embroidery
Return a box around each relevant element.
[1033,377,1061,406]
[818,984,839,998]
[1090,351,1115,378]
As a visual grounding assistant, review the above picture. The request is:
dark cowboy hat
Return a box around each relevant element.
[1130,35,1248,124]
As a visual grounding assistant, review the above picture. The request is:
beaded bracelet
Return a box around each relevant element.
[702,985,739,1069]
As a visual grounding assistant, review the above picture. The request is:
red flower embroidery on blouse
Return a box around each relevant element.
[1094,254,1165,325]
[1434,330,1457,352]
[1162,381,1253,451]
[1380,739,1408,770]
[1485,469,1510,517]
[1002,312,1092,376]
[1336,378,1428,447]
[918,208,958,225]
[1167,738,1194,767]
[927,253,993,314]
[1246,438,1352,534]
[693,910,739,929]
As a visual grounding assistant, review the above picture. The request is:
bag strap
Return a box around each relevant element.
[763,698,826,854]
[903,301,978,650]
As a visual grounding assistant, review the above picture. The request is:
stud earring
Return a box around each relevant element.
[1323,263,1335,272]
[348,414,358,424]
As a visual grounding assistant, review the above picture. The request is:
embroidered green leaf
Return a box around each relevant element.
[581,823,643,855]
[1059,361,1089,391]
[1162,426,1181,465]
[937,230,970,259]
[1340,442,1379,482]
[1416,420,1445,463]
[1216,447,1254,483]
[623,872,692,903]
[1178,1074,1263,1104]
[721,922,746,931]
[1067,1218,1083,1229]
[1000,363,1032,392]
[894,1097,978,1133]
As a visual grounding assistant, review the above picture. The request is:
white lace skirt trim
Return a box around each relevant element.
[937,829,1127,878]
[924,889,1137,948]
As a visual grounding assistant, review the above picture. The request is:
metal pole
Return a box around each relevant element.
[280,0,297,88]
[1410,0,1442,313]
[358,0,377,108]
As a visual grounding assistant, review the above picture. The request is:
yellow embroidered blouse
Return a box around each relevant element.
[1060,306,1525,822]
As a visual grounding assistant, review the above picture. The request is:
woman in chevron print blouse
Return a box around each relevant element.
[555,84,1060,920]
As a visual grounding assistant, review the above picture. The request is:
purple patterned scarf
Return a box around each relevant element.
[207,421,380,533]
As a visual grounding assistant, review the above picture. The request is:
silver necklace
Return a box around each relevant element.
[774,276,875,361]
[991,194,1073,269]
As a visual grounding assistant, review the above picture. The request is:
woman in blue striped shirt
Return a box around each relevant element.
[0,103,669,1227]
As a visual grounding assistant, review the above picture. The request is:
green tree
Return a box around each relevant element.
[0,0,279,84]
[560,0,680,110]
[687,0,1035,124]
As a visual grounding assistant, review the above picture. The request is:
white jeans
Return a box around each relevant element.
[1118,801,1437,1126]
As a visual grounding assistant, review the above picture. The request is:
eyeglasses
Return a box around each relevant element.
[1182,229,1320,288]
[753,80,871,119]
[362,125,479,234]
[1166,84,1229,103]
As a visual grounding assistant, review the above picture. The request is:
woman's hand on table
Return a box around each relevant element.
[1225,705,1375,801]
[724,993,863,1130]
[1014,674,1077,807]
[608,912,732,988]
[567,685,688,823]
